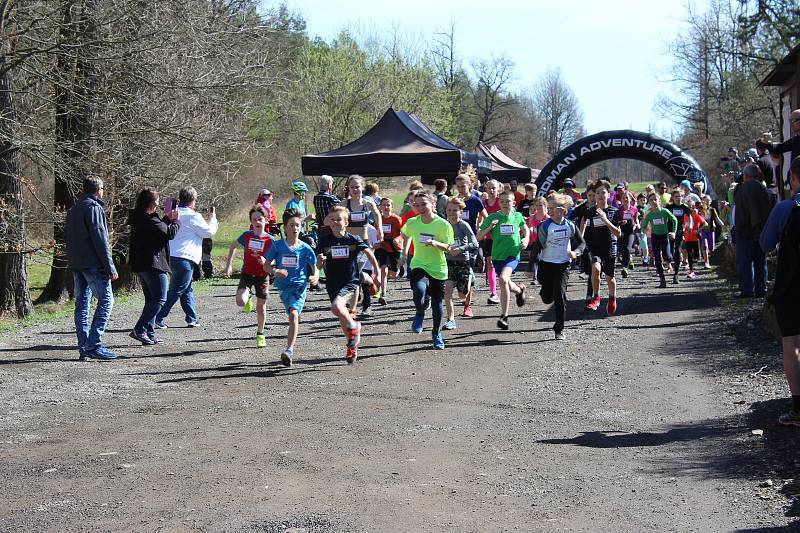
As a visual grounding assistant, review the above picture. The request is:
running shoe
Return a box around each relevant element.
[620,268,628,279]
[346,321,361,349]
[554,331,566,341]
[704,261,711,269]
[129,330,155,345]
[243,295,254,313]
[147,333,163,344]
[584,297,593,310]
[256,332,266,348]
[346,345,358,364]
[432,333,445,350]
[360,306,372,318]
[378,296,387,306]
[487,294,500,305]
[642,258,649,267]
[443,319,457,330]
[659,279,667,289]
[280,347,293,367]
[586,296,601,311]
[154,321,167,329]
[687,271,697,279]
[778,410,800,426]
[187,320,199,328]
[85,347,117,361]
[515,284,526,307]
[497,316,509,330]
[462,305,474,318]
[78,347,88,361]
[606,296,617,316]
[411,313,424,334]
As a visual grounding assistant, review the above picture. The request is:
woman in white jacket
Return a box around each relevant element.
[155,186,218,328]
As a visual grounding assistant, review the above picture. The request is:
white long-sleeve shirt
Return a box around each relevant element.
[170,206,218,264]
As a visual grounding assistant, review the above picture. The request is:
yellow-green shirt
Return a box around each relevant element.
[401,215,454,280]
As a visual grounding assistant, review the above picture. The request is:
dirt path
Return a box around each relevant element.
[1,265,797,531]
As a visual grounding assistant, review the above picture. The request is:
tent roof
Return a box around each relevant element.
[475,142,533,182]
[301,108,464,177]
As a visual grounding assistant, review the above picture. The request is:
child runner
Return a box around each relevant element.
[537,193,585,340]
[682,202,707,279]
[223,205,274,348]
[400,191,454,349]
[443,197,479,329]
[478,190,529,330]
[518,183,538,218]
[641,193,678,288]
[580,181,622,315]
[480,179,502,304]
[315,206,381,364]
[454,174,487,296]
[635,193,650,267]
[666,188,691,284]
[527,197,549,284]
[262,208,318,366]
[374,197,402,304]
[698,196,725,268]
[618,192,639,278]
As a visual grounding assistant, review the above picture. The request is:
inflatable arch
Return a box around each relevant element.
[534,130,712,198]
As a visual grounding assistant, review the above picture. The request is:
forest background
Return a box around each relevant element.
[0,0,797,318]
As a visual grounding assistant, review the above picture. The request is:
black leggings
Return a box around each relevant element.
[619,233,634,268]
[652,233,672,281]
[538,261,569,334]
[671,231,684,275]
[685,240,699,272]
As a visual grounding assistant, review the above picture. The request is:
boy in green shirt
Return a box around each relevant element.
[478,191,530,330]
[642,193,678,288]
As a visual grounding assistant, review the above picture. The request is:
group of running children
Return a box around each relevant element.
[221,173,721,367]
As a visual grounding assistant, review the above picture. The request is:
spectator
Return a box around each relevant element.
[128,188,179,345]
[255,189,276,229]
[65,176,119,360]
[562,178,583,204]
[510,180,524,205]
[755,139,778,204]
[313,175,340,238]
[155,186,218,327]
[434,178,449,217]
[657,181,671,206]
[760,155,800,426]
[285,181,310,219]
[364,181,382,205]
[759,109,800,187]
[733,164,772,298]
[680,180,701,205]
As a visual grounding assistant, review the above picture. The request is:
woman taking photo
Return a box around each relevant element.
[128,188,179,345]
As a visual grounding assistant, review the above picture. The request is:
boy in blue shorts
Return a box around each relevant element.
[263,208,318,367]
[315,205,381,364]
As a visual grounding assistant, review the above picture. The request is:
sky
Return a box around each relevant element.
[287,0,704,140]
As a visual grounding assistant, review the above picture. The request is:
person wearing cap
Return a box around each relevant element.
[562,178,583,204]
[313,175,340,238]
[256,189,277,231]
[680,180,701,205]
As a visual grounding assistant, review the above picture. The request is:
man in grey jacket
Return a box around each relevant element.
[733,164,772,298]
[65,176,119,360]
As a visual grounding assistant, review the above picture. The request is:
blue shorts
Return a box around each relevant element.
[279,286,308,315]
[493,257,520,276]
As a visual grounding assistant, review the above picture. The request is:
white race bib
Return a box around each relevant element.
[623,213,632,220]
[499,224,515,235]
[281,254,298,268]
[331,246,349,259]
[248,239,264,252]
[460,210,470,220]
[381,224,391,233]
[592,217,604,227]
[419,233,434,244]
[653,217,664,225]
[672,208,683,216]
[350,211,366,223]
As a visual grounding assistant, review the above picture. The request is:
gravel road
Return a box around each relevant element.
[1,265,798,532]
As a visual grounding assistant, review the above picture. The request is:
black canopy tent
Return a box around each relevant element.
[301,108,491,183]
[475,142,533,183]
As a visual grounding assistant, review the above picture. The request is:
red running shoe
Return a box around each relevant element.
[587,296,601,311]
[346,321,361,349]
[346,345,358,364]
[606,296,617,315]
[462,305,474,318]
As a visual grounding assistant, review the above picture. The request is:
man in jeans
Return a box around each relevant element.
[65,176,119,360]
[733,164,773,298]
[155,186,218,327]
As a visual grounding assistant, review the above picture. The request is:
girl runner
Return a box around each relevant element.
[527,197,549,284]
[579,181,622,315]
[641,193,678,288]
[698,196,725,268]
[478,191,529,330]
[666,188,691,283]
[400,191,454,349]
[480,179,502,305]
[618,192,639,278]
[443,197,479,329]
[537,193,585,340]
[682,202,707,279]
[374,197,403,303]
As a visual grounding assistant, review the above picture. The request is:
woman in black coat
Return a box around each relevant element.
[129,188,179,345]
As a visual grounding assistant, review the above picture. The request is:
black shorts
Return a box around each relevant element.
[589,253,616,278]
[480,238,493,258]
[374,248,399,272]
[774,299,800,337]
[239,274,269,300]
[326,281,359,303]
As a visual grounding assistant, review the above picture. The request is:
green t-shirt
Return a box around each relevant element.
[480,210,526,260]
[643,208,678,235]
[401,215,453,280]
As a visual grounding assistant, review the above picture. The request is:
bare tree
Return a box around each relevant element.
[531,67,584,156]
[470,55,516,145]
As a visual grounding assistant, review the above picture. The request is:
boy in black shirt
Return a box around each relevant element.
[666,188,691,284]
[580,181,622,315]
[315,206,381,364]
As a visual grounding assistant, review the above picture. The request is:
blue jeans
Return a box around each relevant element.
[735,238,767,296]
[73,268,114,353]
[409,268,444,334]
[156,257,198,325]
[135,269,168,335]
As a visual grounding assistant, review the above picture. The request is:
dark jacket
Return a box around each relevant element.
[65,193,117,276]
[733,179,772,241]
[128,208,179,273]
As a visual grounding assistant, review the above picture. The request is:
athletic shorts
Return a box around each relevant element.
[589,253,616,278]
[239,274,269,300]
[374,248,399,272]
[774,299,800,337]
[447,261,474,295]
[480,238,493,258]
[326,281,359,303]
[493,257,520,276]
[279,286,308,315]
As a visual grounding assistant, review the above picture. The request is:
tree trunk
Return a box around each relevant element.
[0,5,33,318]
[37,0,99,304]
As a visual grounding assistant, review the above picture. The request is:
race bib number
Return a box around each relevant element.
[653,217,664,225]
[460,210,470,220]
[499,224,515,235]
[331,246,350,259]
[382,224,392,233]
[419,233,434,244]
[248,239,264,252]
[350,211,366,223]
[281,254,298,268]
[623,213,632,220]
[592,217,604,227]
[672,208,683,216]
